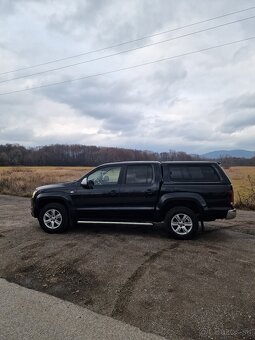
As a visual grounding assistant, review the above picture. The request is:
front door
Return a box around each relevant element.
[72,165,123,221]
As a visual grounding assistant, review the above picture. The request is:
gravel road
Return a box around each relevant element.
[0,278,165,340]
[0,195,254,339]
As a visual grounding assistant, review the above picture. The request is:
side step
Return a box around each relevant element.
[77,221,154,226]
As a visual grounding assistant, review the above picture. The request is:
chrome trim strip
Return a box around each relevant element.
[77,221,153,226]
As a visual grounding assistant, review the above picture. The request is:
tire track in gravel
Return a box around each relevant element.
[111,242,180,317]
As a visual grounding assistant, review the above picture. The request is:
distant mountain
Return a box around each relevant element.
[202,149,255,159]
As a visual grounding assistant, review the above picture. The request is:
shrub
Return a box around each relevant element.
[236,175,255,210]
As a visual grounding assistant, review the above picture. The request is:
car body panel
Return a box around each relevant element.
[31,161,235,224]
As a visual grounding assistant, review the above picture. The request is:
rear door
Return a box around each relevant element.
[117,164,159,221]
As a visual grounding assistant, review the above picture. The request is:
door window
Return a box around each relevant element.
[125,165,153,184]
[88,167,121,185]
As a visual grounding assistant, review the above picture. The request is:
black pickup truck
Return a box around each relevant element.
[31,161,236,239]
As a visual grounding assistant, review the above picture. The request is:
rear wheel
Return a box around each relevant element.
[38,203,69,233]
[165,206,198,240]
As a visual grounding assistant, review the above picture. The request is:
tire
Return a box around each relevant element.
[164,206,198,240]
[38,203,69,233]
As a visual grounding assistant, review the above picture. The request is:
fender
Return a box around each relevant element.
[155,192,207,221]
[34,192,75,223]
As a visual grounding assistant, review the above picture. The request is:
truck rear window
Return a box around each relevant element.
[167,165,220,182]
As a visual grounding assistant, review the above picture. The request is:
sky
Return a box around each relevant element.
[0,0,254,154]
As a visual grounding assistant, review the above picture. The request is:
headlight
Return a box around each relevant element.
[32,190,37,198]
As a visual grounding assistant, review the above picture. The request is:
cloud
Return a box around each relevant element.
[0,126,35,143]
[225,93,255,110]
[40,78,144,133]
[46,0,177,44]
[219,93,255,132]
[0,0,255,153]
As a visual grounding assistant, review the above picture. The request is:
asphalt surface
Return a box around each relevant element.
[0,195,255,339]
[0,278,165,340]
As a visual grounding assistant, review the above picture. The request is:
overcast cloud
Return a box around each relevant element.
[0,0,254,153]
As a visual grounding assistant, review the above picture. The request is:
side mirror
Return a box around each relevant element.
[81,178,94,189]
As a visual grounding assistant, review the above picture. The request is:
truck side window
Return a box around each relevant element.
[125,165,153,184]
[168,165,220,182]
[88,167,121,185]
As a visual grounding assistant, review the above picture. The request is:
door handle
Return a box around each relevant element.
[109,190,118,196]
[144,189,153,196]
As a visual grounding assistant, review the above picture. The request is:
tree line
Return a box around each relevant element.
[0,144,200,166]
[0,144,254,166]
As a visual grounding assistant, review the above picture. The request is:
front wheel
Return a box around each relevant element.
[38,203,69,233]
[165,207,198,240]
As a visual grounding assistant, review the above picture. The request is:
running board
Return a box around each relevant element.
[77,221,153,226]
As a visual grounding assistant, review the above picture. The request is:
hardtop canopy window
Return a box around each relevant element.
[125,165,153,184]
[167,165,220,182]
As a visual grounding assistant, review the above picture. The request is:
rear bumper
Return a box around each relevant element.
[226,209,236,220]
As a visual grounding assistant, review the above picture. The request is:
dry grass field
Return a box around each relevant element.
[0,166,92,197]
[0,166,254,209]
[225,167,255,209]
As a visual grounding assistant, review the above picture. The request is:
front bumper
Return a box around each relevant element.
[31,198,36,217]
[226,209,236,220]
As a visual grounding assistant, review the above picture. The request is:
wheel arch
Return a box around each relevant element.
[35,194,74,224]
[38,197,69,212]
[157,194,206,221]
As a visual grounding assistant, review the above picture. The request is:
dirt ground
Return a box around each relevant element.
[0,195,254,340]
